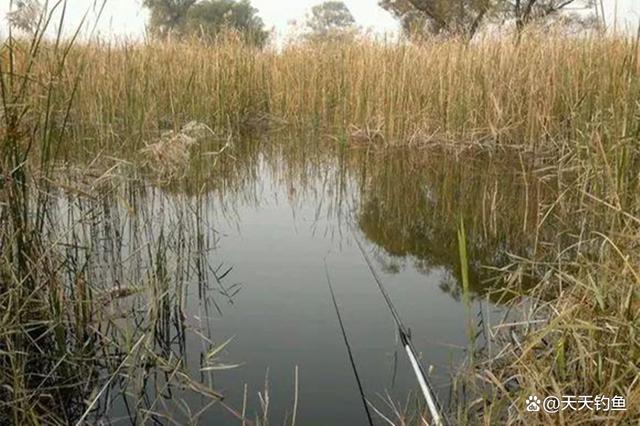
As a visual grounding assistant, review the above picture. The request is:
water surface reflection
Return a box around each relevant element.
[71,140,543,424]
[147,141,540,424]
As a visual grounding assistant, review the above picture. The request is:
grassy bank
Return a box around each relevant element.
[2,25,640,424]
[0,24,244,424]
[17,33,640,150]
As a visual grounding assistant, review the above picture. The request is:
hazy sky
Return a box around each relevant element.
[0,0,639,39]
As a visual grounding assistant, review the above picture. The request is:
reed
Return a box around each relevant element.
[2,9,639,425]
[9,32,637,154]
[0,7,245,424]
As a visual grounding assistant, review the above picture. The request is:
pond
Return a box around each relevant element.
[54,139,540,424]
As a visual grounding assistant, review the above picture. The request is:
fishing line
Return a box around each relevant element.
[324,260,374,426]
[350,227,447,426]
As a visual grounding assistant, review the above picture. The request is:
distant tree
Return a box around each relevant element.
[379,0,490,39]
[505,0,597,34]
[305,1,358,41]
[379,0,596,40]
[186,0,269,47]
[144,0,268,46]
[144,0,196,37]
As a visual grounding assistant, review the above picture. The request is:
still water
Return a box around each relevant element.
[71,141,538,424]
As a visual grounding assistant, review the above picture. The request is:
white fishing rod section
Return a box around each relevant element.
[351,229,447,426]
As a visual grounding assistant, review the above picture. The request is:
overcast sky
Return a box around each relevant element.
[0,0,639,39]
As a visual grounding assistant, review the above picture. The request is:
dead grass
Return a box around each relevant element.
[3,23,640,425]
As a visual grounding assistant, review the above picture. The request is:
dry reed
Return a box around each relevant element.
[3,24,640,425]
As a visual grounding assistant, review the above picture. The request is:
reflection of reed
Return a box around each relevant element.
[6,134,631,423]
[93,138,639,424]
[161,140,548,303]
[355,149,544,301]
[8,178,243,424]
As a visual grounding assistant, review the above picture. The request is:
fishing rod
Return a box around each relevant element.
[351,230,447,426]
[324,261,374,426]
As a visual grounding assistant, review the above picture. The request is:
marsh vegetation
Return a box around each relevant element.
[1,2,639,424]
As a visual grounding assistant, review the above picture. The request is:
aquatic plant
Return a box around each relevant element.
[0,4,245,424]
[1,2,638,423]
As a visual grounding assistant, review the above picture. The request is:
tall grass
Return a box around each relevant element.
[2,13,640,425]
[0,6,247,425]
[18,32,638,153]
[0,4,92,422]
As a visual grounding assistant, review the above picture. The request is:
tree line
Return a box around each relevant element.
[380,0,598,40]
[9,0,600,46]
[145,0,599,44]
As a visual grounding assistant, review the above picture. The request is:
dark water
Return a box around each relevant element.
[68,141,538,424]
[182,155,471,425]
